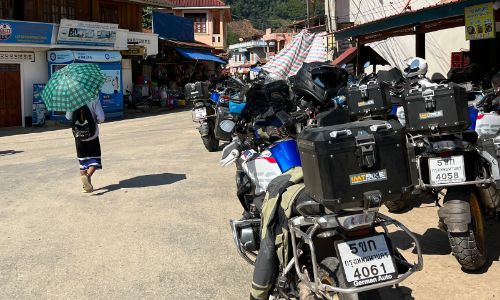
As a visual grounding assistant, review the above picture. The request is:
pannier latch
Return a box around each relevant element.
[359,84,368,98]
[355,134,376,168]
[422,89,436,111]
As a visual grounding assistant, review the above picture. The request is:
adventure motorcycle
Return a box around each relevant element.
[403,59,500,270]
[186,82,219,152]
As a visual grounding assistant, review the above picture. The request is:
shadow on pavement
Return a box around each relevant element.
[93,173,187,196]
[390,228,451,256]
[0,150,24,156]
[390,218,500,273]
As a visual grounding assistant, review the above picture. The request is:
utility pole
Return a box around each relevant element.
[306,0,310,28]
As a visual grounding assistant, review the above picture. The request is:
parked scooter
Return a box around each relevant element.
[186,82,219,152]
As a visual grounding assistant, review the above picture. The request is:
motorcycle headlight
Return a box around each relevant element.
[337,212,376,231]
[220,120,236,133]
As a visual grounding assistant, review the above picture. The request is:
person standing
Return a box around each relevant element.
[66,97,105,193]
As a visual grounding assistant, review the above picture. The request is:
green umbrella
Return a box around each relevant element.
[41,63,106,112]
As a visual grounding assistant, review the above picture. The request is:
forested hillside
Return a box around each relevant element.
[225,0,324,30]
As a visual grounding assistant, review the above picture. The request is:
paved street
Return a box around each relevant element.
[0,110,499,300]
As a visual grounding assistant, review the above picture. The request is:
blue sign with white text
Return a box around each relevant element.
[0,20,53,44]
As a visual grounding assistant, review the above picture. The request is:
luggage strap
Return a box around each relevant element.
[355,134,376,168]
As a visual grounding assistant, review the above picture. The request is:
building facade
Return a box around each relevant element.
[162,0,231,52]
[0,0,164,127]
[228,40,267,74]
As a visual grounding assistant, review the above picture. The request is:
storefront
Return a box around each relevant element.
[121,31,159,99]
[0,19,54,127]
[47,50,124,120]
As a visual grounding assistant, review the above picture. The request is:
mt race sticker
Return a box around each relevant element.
[419,110,443,120]
[349,170,387,185]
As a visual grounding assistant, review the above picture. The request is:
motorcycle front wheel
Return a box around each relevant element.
[448,191,487,271]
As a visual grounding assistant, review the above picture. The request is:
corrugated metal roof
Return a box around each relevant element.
[167,0,227,7]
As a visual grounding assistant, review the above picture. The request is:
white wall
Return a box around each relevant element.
[122,59,133,94]
[21,50,49,124]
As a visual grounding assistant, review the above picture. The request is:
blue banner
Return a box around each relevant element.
[153,12,194,42]
[0,20,53,44]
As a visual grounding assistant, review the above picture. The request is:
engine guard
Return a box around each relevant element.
[229,218,261,265]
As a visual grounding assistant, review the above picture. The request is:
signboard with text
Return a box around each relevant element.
[465,2,496,40]
[57,19,118,47]
[0,20,53,44]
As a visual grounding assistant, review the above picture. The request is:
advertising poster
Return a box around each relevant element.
[32,84,48,126]
[57,19,118,47]
[0,20,53,44]
[465,2,496,40]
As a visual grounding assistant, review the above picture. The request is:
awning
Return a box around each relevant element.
[334,0,492,41]
[175,48,227,64]
[332,47,357,65]
[332,46,389,66]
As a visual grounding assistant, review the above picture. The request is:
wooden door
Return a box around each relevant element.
[0,64,22,127]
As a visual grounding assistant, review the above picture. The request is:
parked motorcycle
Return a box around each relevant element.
[403,58,499,270]
[186,82,219,152]
[124,89,153,112]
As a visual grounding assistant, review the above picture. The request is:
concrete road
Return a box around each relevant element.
[0,110,499,300]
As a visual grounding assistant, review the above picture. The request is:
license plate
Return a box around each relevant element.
[336,234,397,287]
[428,155,466,185]
[192,107,207,120]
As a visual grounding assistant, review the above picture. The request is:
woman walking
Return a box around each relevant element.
[41,63,107,193]
[66,98,105,193]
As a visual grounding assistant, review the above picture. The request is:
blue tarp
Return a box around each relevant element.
[176,48,227,64]
[153,12,194,42]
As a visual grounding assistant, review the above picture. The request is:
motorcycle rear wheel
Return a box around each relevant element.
[448,192,487,271]
[316,257,359,300]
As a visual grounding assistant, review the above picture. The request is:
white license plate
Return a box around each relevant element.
[336,234,397,287]
[193,107,207,120]
[428,155,466,185]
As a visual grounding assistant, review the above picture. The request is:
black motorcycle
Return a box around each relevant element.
[185,82,219,152]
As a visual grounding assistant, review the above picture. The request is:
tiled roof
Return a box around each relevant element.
[167,0,227,7]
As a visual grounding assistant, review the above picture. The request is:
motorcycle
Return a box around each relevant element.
[404,59,499,270]
[124,89,153,112]
[212,77,248,142]
[186,82,219,152]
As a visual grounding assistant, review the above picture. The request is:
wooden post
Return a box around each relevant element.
[416,31,426,59]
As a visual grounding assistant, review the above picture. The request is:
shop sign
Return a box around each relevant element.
[57,19,118,47]
[127,32,159,56]
[48,50,122,63]
[451,51,471,69]
[32,84,48,126]
[121,46,146,57]
[0,20,53,44]
[465,2,496,40]
[0,51,35,62]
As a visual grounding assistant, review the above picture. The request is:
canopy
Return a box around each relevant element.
[263,30,327,79]
[332,46,389,66]
[333,0,492,41]
[175,48,227,64]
